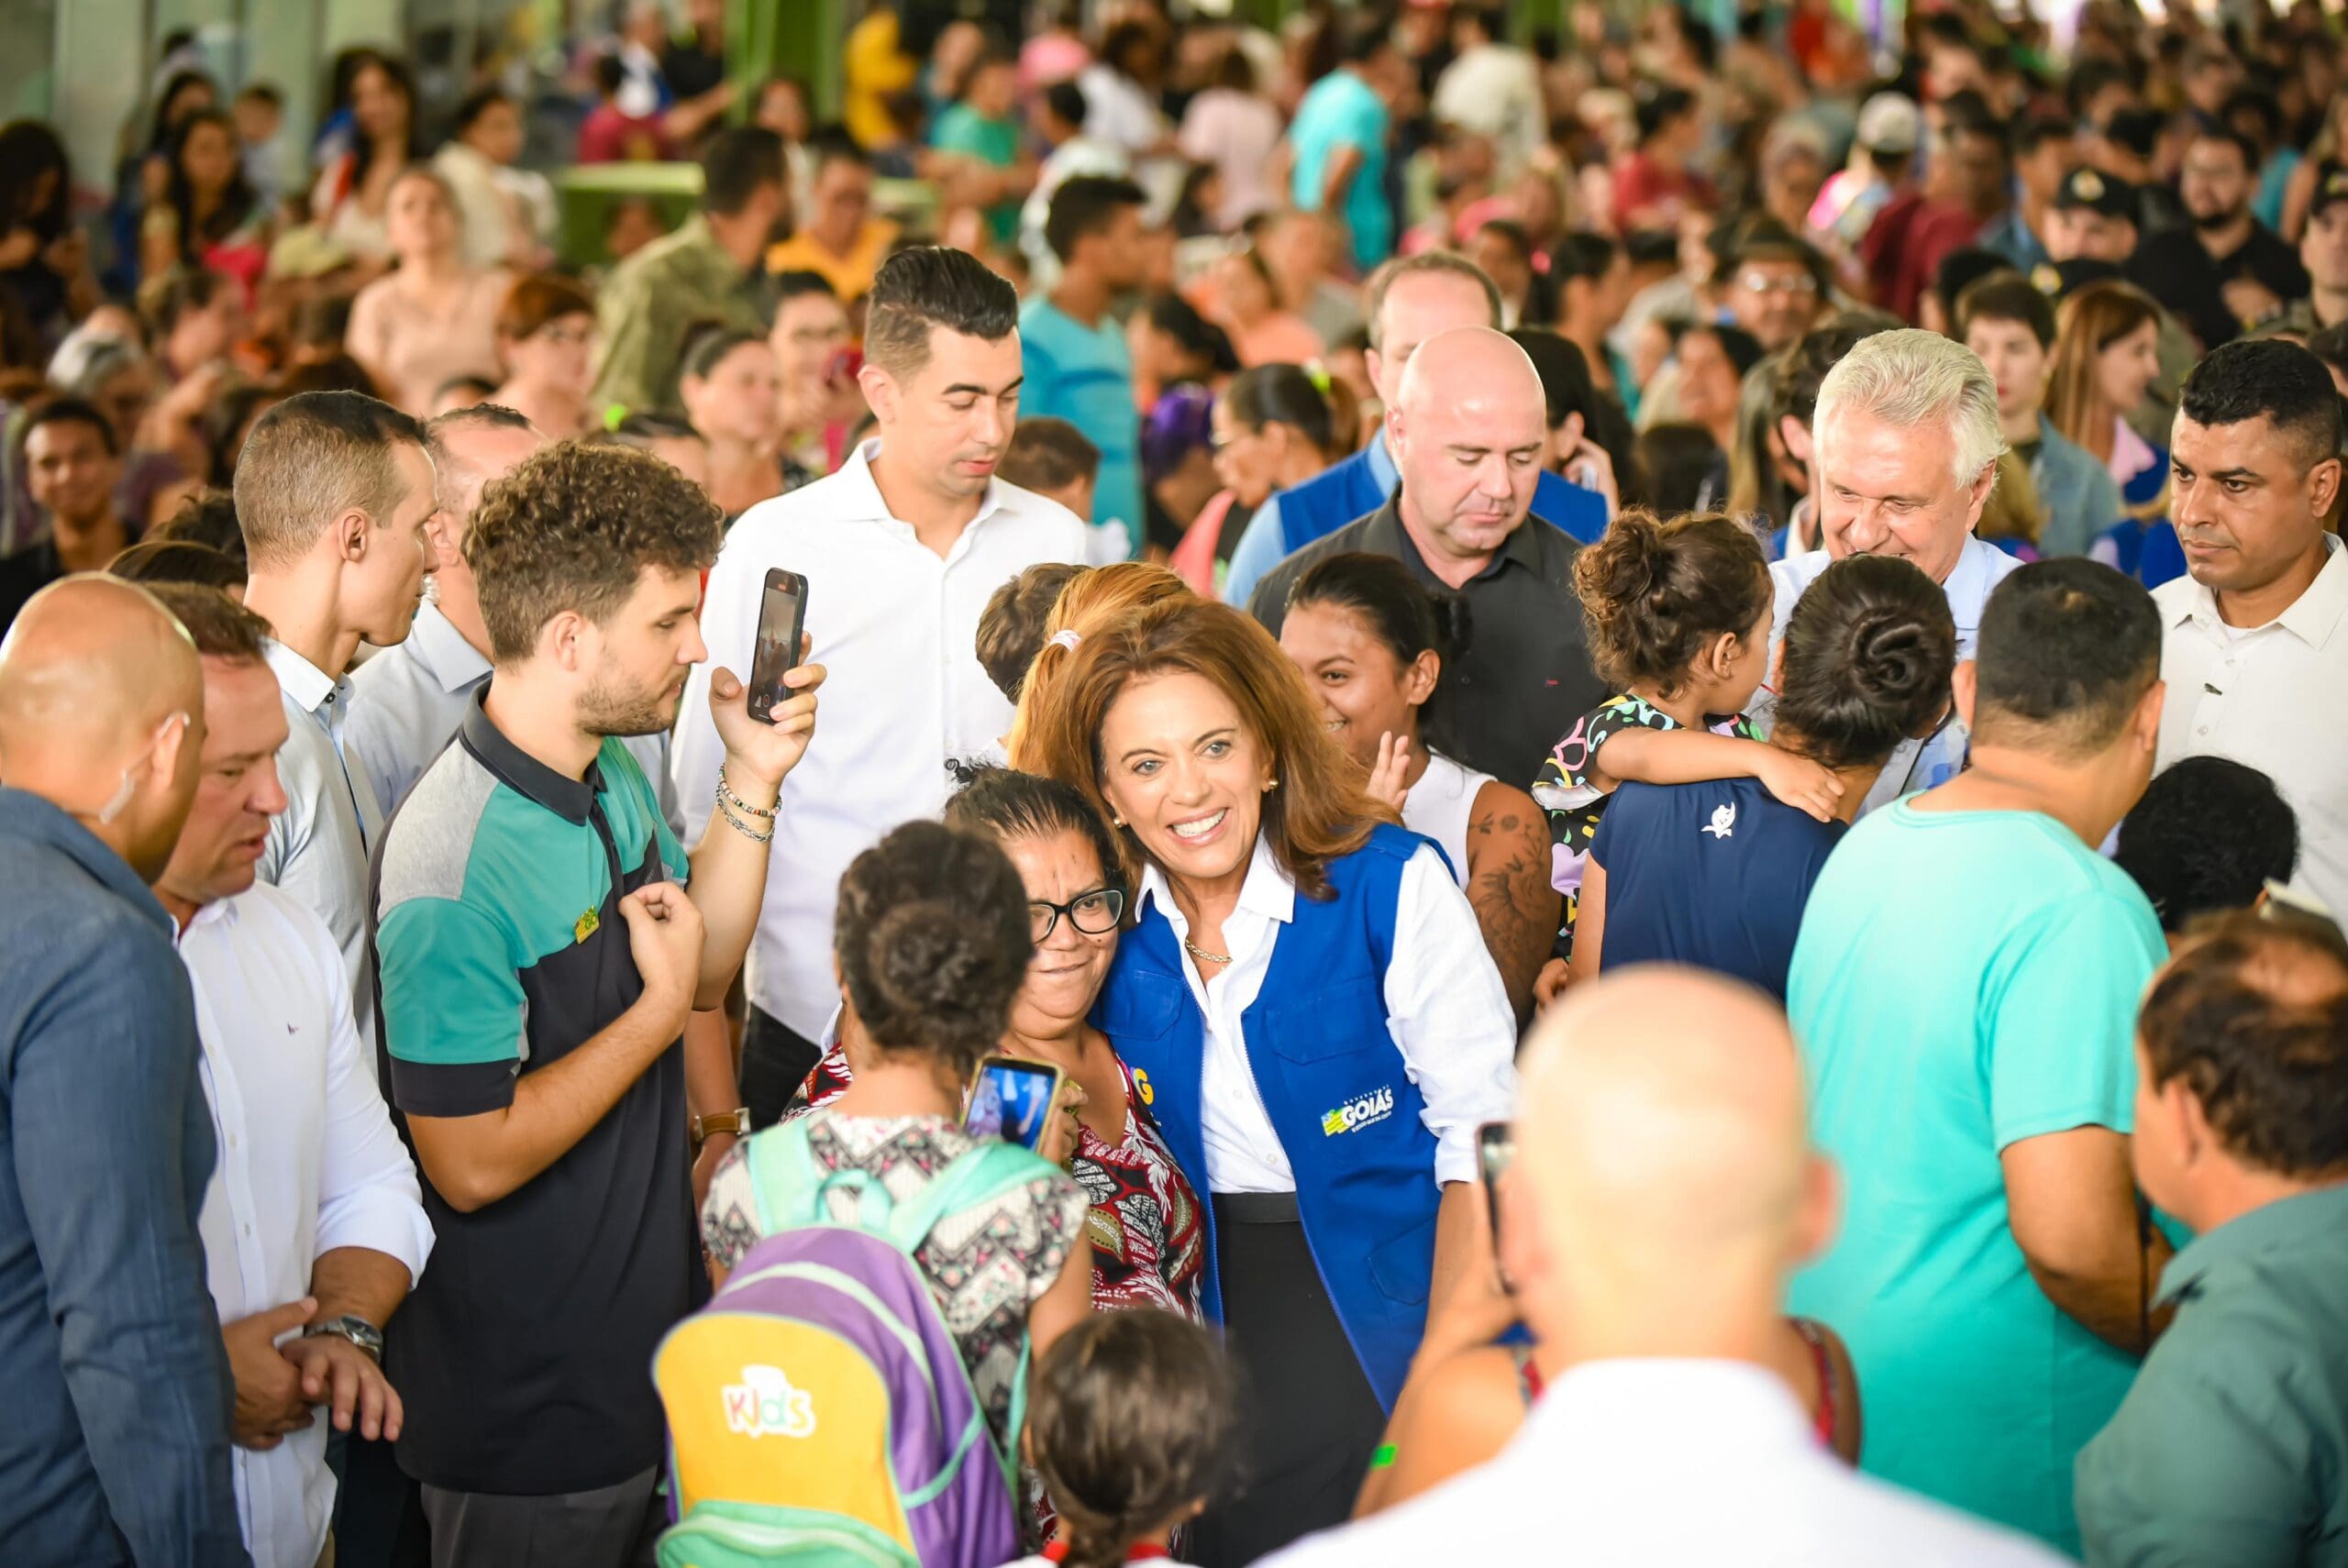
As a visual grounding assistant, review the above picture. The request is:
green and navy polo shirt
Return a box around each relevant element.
[371,690,699,1496]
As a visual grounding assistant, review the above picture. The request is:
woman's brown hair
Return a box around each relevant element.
[1004,561,1195,770]
[2044,280,2161,464]
[1020,597,1390,900]
[496,271,596,344]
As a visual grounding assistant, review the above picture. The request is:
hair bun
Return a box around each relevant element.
[1844,607,1937,707]
[1573,510,1663,615]
[870,900,994,1023]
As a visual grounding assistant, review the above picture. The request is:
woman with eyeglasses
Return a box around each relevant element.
[788,767,1206,1325]
[490,272,599,438]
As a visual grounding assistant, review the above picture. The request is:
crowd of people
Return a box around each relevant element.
[5,1,2348,1567]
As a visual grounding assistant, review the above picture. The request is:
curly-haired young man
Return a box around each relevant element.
[370,439,823,1565]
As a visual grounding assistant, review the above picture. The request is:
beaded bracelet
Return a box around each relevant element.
[716,765,778,821]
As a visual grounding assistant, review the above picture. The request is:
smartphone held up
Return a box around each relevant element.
[748,568,809,723]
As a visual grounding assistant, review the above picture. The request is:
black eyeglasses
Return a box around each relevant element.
[1031,887,1125,942]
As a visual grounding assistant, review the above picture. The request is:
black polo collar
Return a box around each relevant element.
[1366,490,1550,585]
[458,686,604,825]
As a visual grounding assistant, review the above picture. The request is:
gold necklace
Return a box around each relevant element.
[1183,935,1234,966]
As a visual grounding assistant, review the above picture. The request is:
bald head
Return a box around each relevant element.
[425,407,547,537]
[1510,966,1828,1353]
[0,576,205,876]
[1388,327,1548,570]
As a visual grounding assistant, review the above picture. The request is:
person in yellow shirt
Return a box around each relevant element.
[766,132,900,305]
[843,9,917,155]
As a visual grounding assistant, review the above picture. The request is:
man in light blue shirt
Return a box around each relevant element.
[1289,19,1400,274]
[1755,329,2024,813]
[1789,558,2172,1554]
[1020,175,1147,558]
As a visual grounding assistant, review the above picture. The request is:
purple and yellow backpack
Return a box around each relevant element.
[652,1119,1058,1567]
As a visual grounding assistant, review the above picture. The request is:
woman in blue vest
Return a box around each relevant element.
[1024,597,1519,1567]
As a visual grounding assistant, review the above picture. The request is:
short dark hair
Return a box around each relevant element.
[1957,271,2058,349]
[977,562,1089,701]
[465,439,724,662]
[773,270,837,311]
[1000,417,1101,496]
[1573,511,1773,696]
[1042,79,1089,131]
[1336,9,1395,66]
[1635,85,1698,144]
[833,820,1033,1074]
[1044,174,1146,264]
[1773,314,1899,431]
[2309,323,2348,381]
[1027,1309,1238,1568]
[1776,555,1956,772]
[863,246,1019,378]
[2179,338,2346,474]
[1551,232,1620,287]
[943,765,1124,900]
[2191,127,2262,174]
[452,84,511,134]
[1972,558,2162,757]
[2116,757,2300,933]
[699,125,786,216]
[142,581,271,662]
[1225,363,1337,456]
[152,488,247,561]
[235,81,284,110]
[108,540,248,595]
[138,265,231,339]
[2013,113,2074,157]
[1932,247,2014,320]
[592,53,627,97]
[232,391,426,569]
[804,126,869,174]
[2139,909,2348,1177]
[23,396,118,458]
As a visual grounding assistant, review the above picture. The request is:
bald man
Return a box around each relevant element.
[1249,325,1605,785]
[0,576,249,1566]
[1263,966,2064,1568]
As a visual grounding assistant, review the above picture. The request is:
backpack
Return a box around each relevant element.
[652,1119,1060,1568]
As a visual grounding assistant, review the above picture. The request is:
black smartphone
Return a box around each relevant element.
[748,569,809,723]
[1478,1121,1515,1253]
[966,1055,1066,1152]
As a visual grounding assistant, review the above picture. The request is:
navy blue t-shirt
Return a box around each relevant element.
[1587,776,1846,1000]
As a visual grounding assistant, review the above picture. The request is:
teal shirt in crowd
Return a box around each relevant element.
[1288,69,1392,272]
[931,104,1022,247]
[2077,1182,2348,1568]
[1018,296,1140,557]
[1785,801,2166,1555]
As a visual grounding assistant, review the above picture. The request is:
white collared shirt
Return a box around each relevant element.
[2154,536,2348,917]
[1758,535,2024,814]
[259,638,385,1062]
[1136,833,1518,1193]
[1260,1359,2066,1567]
[178,881,433,1568]
[346,602,680,831]
[673,439,1088,1038]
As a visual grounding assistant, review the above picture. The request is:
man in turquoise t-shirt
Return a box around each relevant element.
[1022,175,1147,557]
[1786,559,2173,1555]
[1289,21,1400,273]
[930,52,1028,248]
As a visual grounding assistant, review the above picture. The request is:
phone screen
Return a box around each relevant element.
[966,1058,1061,1151]
[1478,1121,1515,1253]
[748,573,805,721]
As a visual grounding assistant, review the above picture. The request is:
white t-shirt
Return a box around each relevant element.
[1401,750,1494,890]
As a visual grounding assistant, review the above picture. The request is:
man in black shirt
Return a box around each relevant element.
[0,400,128,634]
[2129,128,2310,350]
[1249,327,1603,788]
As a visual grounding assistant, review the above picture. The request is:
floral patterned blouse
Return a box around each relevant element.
[700,1110,1088,1452]
[796,1040,1206,1324]
[1531,692,1761,952]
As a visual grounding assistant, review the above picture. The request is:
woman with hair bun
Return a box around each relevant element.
[1023,596,1518,1564]
[1572,553,1957,999]
[699,820,1092,1463]
[1174,363,1346,597]
[1276,551,1558,1021]
[1532,510,1844,974]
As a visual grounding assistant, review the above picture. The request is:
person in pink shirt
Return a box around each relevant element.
[1207,248,1324,369]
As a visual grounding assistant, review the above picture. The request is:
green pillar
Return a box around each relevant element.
[737,0,842,120]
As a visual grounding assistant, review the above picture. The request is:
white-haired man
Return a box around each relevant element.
[1760,327,2020,812]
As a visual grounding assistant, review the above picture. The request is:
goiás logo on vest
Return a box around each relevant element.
[1321,1085,1395,1137]
[722,1364,817,1440]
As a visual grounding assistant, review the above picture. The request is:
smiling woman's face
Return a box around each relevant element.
[1098,669,1270,896]
[1002,827,1120,1037]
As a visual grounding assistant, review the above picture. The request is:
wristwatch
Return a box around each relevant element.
[304,1315,384,1364]
[692,1107,752,1146]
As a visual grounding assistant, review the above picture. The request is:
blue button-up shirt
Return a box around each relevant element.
[0,788,248,1565]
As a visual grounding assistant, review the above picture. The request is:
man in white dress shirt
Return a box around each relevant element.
[147,585,433,1568]
[236,391,437,1057]
[675,245,1086,1122]
[1760,328,2022,813]
[1263,966,2064,1568]
[2155,339,2348,916]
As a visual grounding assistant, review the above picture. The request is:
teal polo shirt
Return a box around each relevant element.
[2077,1182,2348,1567]
[1785,801,2166,1554]
[371,691,697,1495]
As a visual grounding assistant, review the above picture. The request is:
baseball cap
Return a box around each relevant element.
[2310,162,2348,224]
[2053,167,2137,222]
[1856,92,1922,155]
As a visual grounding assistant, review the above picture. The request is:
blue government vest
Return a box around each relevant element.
[1279,447,1609,554]
[1091,824,1442,1411]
